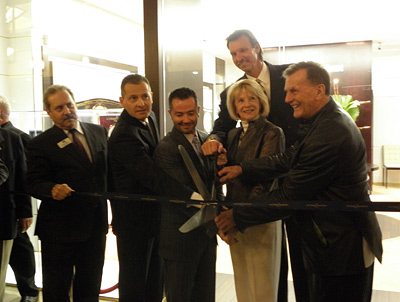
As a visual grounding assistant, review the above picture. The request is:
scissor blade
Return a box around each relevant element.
[179,205,219,233]
[178,145,211,201]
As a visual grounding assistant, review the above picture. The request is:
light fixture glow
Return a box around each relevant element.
[6,47,15,56]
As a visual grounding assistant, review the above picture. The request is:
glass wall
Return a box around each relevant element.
[2,0,146,297]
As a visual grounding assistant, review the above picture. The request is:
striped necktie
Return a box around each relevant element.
[256,78,268,96]
[69,129,89,161]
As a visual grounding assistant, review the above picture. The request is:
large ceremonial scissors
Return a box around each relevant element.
[178,145,219,233]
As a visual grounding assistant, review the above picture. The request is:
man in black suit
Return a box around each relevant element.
[0,126,31,301]
[0,95,39,302]
[153,88,217,302]
[108,75,199,302]
[27,85,108,301]
[201,29,307,302]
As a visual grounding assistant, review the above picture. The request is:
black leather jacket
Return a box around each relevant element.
[233,98,383,275]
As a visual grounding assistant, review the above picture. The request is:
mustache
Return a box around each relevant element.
[63,113,77,121]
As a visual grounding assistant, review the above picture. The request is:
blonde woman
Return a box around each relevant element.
[223,79,285,302]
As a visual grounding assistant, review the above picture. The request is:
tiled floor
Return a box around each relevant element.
[4,183,400,302]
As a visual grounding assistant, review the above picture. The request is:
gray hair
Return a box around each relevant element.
[283,61,331,95]
[43,85,75,110]
[0,95,11,115]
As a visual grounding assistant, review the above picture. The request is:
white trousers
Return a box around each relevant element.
[230,221,282,302]
[0,239,13,301]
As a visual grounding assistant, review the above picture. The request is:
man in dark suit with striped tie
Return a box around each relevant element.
[153,87,218,302]
[27,85,108,301]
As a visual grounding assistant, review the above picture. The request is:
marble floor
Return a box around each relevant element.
[4,183,400,302]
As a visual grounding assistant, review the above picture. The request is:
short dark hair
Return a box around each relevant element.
[168,87,197,110]
[120,74,152,97]
[226,29,263,61]
[283,61,331,95]
[43,85,75,110]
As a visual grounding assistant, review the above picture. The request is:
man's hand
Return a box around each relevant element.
[201,139,225,156]
[215,208,236,233]
[217,153,228,167]
[51,183,75,200]
[218,228,239,245]
[18,217,33,233]
[218,165,243,183]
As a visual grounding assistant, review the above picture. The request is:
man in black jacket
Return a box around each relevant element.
[216,61,383,302]
[0,95,39,302]
[0,127,31,301]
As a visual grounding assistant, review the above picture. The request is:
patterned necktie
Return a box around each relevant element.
[256,78,270,104]
[192,135,204,165]
[69,129,89,161]
[256,79,268,96]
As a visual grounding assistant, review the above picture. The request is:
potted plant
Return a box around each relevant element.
[331,94,360,122]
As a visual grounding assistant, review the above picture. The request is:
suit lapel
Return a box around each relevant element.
[266,61,286,101]
[120,110,157,149]
[148,112,160,144]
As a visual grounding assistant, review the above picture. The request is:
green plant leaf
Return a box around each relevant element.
[331,94,360,122]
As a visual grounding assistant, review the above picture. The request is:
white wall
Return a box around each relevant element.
[372,42,400,184]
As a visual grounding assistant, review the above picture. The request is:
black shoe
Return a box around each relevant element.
[20,296,39,302]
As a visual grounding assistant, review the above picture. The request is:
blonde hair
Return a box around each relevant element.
[226,79,270,120]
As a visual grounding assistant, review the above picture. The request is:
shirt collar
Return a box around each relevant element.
[64,121,84,135]
[184,130,198,143]
[247,62,269,84]
[141,118,149,126]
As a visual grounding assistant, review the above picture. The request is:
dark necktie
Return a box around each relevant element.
[69,129,89,161]
[146,121,157,143]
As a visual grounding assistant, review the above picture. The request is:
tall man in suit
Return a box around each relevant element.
[216,61,383,302]
[0,95,39,302]
[153,87,217,302]
[27,85,108,301]
[0,125,31,301]
[108,75,200,302]
[201,29,307,302]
